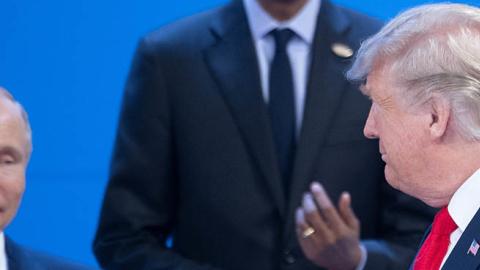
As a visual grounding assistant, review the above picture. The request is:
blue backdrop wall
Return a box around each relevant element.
[1,0,479,267]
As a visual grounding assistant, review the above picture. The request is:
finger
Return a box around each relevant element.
[295,208,318,255]
[311,182,343,230]
[296,207,307,227]
[302,193,331,237]
[295,208,311,236]
[338,192,360,230]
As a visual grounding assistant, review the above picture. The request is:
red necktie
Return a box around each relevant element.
[414,207,458,270]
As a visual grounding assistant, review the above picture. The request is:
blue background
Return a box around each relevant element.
[1,0,479,267]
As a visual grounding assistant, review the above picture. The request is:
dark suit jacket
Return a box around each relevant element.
[94,1,434,269]
[410,208,480,270]
[6,237,92,270]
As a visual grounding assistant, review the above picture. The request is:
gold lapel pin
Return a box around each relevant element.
[331,43,353,58]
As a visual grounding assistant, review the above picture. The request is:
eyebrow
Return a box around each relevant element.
[0,146,23,162]
[359,84,370,95]
[375,93,395,109]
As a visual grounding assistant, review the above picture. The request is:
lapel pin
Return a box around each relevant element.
[331,43,353,58]
[467,239,479,256]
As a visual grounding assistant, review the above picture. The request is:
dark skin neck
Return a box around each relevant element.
[256,0,309,21]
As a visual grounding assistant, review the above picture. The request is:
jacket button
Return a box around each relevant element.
[284,250,296,264]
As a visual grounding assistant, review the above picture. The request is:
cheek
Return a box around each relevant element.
[384,121,420,155]
[386,135,426,186]
[399,126,427,161]
[0,169,26,205]
[9,179,25,203]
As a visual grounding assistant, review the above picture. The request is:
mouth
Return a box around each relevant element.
[379,145,386,161]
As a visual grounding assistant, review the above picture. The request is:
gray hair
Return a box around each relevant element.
[347,3,480,141]
[0,87,33,156]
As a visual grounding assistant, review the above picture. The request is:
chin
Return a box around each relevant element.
[384,168,398,188]
[385,179,399,190]
[385,172,411,196]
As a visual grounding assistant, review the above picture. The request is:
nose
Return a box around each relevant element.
[363,106,378,139]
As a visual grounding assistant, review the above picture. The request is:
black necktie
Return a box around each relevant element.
[269,28,296,189]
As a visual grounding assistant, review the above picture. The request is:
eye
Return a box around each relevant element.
[0,147,23,165]
[0,155,16,165]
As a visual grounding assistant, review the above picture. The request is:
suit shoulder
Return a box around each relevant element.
[7,239,94,270]
[27,250,94,270]
[141,4,226,52]
[336,5,383,35]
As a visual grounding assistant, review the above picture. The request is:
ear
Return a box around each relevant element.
[429,95,451,139]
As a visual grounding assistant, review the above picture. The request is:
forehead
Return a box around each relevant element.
[0,100,29,153]
[363,68,393,98]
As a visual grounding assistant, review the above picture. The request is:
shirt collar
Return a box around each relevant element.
[243,0,321,44]
[448,168,480,232]
[0,232,6,270]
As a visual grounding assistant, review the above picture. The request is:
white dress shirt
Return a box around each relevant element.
[0,233,7,270]
[243,0,320,137]
[243,1,368,269]
[441,168,480,268]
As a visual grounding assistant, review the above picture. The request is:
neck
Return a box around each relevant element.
[256,0,309,21]
[424,142,480,207]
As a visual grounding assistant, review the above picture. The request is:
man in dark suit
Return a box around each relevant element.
[340,3,480,270]
[0,87,92,270]
[93,0,433,269]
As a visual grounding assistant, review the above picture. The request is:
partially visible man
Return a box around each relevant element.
[0,87,92,270]
[297,3,480,270]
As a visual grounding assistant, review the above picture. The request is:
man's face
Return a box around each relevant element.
[363,70,431,198]
[0,99,29,230]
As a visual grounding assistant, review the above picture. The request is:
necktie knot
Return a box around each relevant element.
[431,207,457,236]
[271,28,295,51]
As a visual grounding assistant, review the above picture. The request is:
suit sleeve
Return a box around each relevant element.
[92,38,220,270]
[362,181,434,270]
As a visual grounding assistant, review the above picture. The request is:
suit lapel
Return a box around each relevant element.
[204,1,285,216]
[5,236,23,270]
[443,208,480,269]
[284,0,353,235]
[409,225,432,270]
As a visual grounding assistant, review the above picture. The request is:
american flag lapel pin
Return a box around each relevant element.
[467,239,480,256]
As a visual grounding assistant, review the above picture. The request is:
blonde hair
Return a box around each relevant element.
[347,3,480,141]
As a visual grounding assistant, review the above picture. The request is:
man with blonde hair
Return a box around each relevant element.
[296,3,480,269]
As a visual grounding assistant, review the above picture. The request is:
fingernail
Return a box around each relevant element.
[313,185,333,209]
[311,182,323,193]
[295,208,305,223]
[303,193,317,212]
